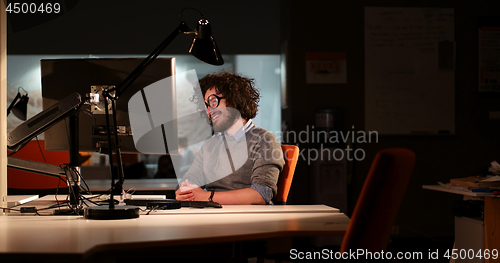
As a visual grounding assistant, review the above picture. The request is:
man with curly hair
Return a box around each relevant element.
[175,71,284,205]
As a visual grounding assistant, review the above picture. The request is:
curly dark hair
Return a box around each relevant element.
[198,70,260,120]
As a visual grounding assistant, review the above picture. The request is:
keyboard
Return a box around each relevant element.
[124,198,222,208]
[182,201,222,208]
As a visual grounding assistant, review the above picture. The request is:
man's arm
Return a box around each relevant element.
[176,181,266,205]
[248,130,285,201]
[209,188,266,205]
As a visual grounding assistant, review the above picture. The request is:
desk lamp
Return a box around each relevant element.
[83,8,224,220]
[7,86,29,121]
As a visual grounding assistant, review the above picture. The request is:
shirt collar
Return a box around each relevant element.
[217,119,255,143]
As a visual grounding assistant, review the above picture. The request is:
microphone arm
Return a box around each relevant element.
[7,92,84,210]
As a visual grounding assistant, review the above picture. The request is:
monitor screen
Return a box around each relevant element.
[41,57,178,154]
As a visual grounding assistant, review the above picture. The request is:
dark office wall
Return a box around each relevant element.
[284,0,500,238]
[7,0,281,55]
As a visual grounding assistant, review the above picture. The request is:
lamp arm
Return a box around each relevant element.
[114,21,190,98]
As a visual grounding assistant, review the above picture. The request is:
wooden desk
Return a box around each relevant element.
[422,184,495,197]
[423,185,500,263]
[483,197,499,263]
[0,203,348,262]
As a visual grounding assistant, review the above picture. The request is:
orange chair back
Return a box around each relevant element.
[340,148,415,253]
[7,140,69,190]
[273,145,299,205]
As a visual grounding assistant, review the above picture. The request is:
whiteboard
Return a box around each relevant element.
[365,7,455,135]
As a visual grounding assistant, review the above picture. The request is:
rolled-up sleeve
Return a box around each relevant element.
[251,183,274,204]
[249,130,285,201]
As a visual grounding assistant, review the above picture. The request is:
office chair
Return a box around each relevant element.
[255,145,299,263]
[272,145,299,205]
[340,148,415,253]
[7,140,69,194]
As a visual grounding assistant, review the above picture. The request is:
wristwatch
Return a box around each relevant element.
[209,190,215,202]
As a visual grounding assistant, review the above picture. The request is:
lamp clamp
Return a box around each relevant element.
[88,85,116,115]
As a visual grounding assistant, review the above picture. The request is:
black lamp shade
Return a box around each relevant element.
[12,95,29,121]
[189,19,224,66]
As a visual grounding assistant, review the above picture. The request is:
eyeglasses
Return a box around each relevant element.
[205,94,225,109]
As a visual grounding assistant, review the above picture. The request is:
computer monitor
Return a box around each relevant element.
[41,57,178,154]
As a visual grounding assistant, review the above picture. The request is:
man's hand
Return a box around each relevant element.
[175,180,210,201]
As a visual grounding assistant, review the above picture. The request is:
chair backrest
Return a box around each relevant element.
[340,148,415,253]
[273,145,299,205]
[7,140,69,190]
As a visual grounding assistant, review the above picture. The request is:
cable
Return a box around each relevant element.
[36,202,70,216]
[37,202,68,211]
[7,140,30,156]
[123,187,136,199]
[145,205,159,215]
[58,164,83,215]
[0,207,21,212]
[74,165,91,195]
[35,136,47,163]
[54,172,62,212]
[81,195,103,207]
[64,194,79,215]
